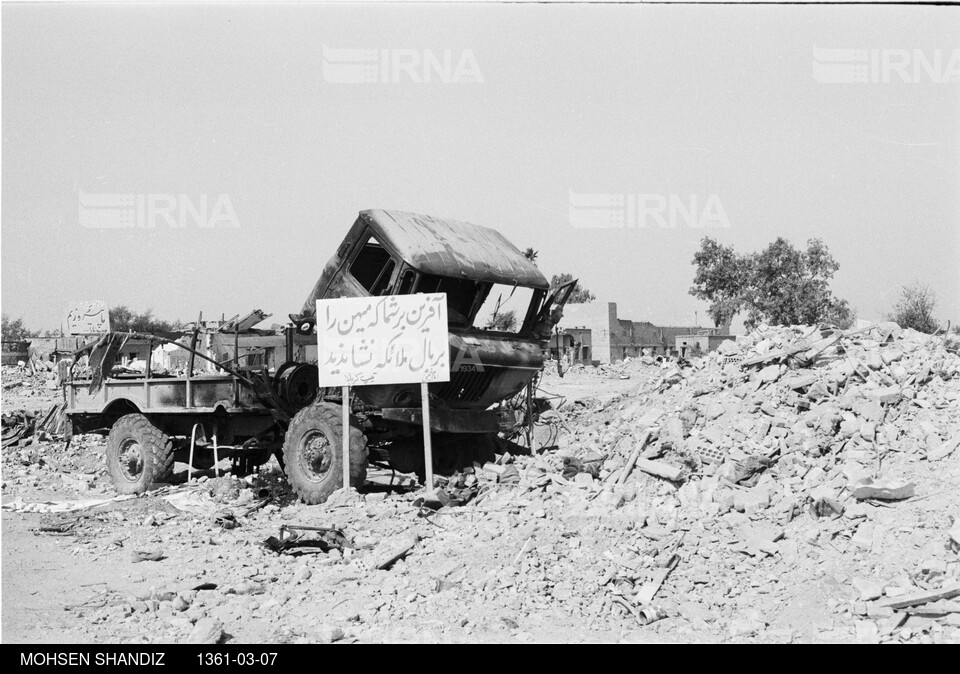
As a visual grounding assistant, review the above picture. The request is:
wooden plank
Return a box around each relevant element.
[616,429,652,485]
[876,582,960,610]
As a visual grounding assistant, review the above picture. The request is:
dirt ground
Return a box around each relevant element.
[3,328,959,644]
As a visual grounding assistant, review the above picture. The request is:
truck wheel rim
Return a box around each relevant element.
[299,430,332,481]
[118,438,144,481]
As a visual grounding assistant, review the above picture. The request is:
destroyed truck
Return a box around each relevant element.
[64,209,577,504]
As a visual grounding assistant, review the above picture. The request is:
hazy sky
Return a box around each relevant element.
[3,2,958,333]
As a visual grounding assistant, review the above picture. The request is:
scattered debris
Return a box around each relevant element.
[186,618,223,645]
[316,624,344,644]
[850,478,916,502]
[927,433,960,462]
[130,549,164,563]
[263,525,349,555]
[369,533,419,570]
[1,409,36,447]
[214,510,238,530]
[635,458,684,483]
[876,583,960,610]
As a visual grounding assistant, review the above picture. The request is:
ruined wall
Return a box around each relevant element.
[28,337,87,362]
[209,333,318,370]
[560,302,617,363]
[560,302,726,362]
[633,323,724,354]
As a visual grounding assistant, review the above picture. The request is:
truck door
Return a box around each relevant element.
[533,278,578,338]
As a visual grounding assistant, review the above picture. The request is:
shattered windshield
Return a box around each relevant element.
[415,275,481,326]
[474,283,537,333]
[416,274,537,333]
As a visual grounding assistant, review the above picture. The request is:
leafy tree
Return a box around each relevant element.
[550,273,594,304]
[690,237,853,329]
[523,248,539,265]
[887,281,939,333]
[1,314,38,342]
[109,306,178,333]
[750,237,851,327]
[823,303,856,330]
[689,238,751,327]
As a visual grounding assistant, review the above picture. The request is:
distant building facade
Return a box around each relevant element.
[555,301,728,364]
[1,340,30,365]
[675,333,736,359]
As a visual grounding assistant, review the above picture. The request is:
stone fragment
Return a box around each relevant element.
[850,477,916,501]
[370,533,419,570]
[316,624,344,644]
[186,618,223,645]
[852,578,884,601]
[758,364,782,383]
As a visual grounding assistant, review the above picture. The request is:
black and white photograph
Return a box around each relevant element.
[1,0,959,650]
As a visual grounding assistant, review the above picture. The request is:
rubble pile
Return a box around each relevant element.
[1,432,110,497]
[560,322,959,472]
[561,360,637,380]
[518,321,960,641]
[3,323,959,643]
[1,363,60,407]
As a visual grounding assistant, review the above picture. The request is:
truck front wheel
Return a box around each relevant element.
[106,414,174,494]
[282,403,368,505]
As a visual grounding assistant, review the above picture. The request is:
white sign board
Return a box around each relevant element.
[65,300,111,335]
[316,294,450,387]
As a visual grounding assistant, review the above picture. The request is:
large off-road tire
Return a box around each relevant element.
[105,414,174,494]
[282,403,368,505]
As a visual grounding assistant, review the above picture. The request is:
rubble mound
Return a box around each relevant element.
[521,322,960,641]
[3,323,959,643]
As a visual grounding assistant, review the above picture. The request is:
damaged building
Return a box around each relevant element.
[21,310,318,375]
[554,301,730,364]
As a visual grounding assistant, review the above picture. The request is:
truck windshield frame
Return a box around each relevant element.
[413,273,544,335]
[349,236,396,296]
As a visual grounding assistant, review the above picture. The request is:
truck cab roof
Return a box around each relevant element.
[358,209,549,290]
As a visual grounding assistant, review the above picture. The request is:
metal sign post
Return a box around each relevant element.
[421,382,434,490]
[342,386,351,491]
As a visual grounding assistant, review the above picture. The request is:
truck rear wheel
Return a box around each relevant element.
[106,414,174,494]
[282,403,368,505]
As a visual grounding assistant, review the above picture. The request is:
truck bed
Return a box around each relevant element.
[66,374,269,415]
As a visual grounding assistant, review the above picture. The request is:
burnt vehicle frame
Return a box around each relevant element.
[64,209,577,503]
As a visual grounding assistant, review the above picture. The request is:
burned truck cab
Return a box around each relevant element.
[291,209,576,435]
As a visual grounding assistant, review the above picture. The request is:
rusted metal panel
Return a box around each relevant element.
[361,210,548,289]
[66,376,263,415]
[381,406,500,433]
